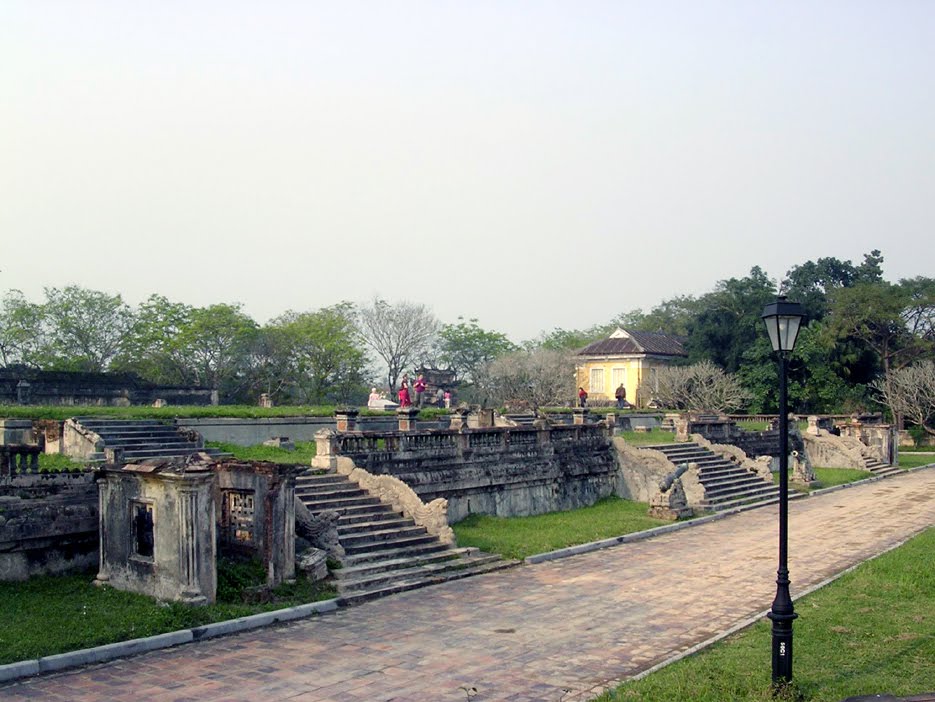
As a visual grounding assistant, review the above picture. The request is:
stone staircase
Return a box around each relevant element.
[641,442,781,512]
[70,417,229,462]
[295,471,516,605]
[862,454,902,478]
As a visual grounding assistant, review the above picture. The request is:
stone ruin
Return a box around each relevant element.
[95,454,301,605]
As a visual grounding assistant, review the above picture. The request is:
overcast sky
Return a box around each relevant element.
[2,1,932,342]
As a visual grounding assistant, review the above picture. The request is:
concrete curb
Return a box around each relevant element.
[0,598,339,684]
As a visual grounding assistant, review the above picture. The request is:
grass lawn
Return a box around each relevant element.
[37,453,88,471]
[0,560,335,665]
[452,496,671,560]
[899,452,934,469]
[595,527,935,702]
[618,429,676,446]
[206,440,317,464]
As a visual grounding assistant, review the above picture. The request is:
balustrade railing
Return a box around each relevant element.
[0,444,42,478]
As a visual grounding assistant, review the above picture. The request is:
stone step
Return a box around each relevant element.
[295,483,366,498]
[342,532,440,556]
[339,525,428,548]
[337,517,415,535]
[342,540,452,566]
[295,474,347,487]
[337,559,518,606]
[704,482,780,501]
[300,494,384,511]
[333,505,403,524]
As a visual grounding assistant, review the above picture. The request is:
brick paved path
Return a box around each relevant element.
[3,468,934,702]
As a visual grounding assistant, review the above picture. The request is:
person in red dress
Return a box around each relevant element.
[398,382,411,407]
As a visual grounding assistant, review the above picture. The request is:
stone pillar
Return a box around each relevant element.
[397,407,419,432]
[572,408,589,425]
[152,398,167,408]
[449,408,470,430]
[335,408,359,432]
[258,393,273,408]
[311,428,338,470]
[605,413,616,437]
[806,415,820,436]
[674,415,690,442]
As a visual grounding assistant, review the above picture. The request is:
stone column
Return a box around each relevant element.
[311,428,338,470]
[572,407,589,425]
[397,407,419,432]
[335,408,359,432]
[449,407,470,430]
[806,415,820,436]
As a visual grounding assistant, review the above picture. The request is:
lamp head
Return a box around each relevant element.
[761,296,806,353]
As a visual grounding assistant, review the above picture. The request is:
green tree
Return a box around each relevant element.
[114,294,193,385]
[175,303,258,398]
[437,317,517,383]
[782,250,885,321]
[685,266,777,373]
[0,290,50,368]
[41,286,133,371]
[269,303,369,404]
[612,295,698,336]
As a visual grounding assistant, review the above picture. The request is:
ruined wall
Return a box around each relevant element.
[0,369,213,406]
[322,425,618,522]
[0,472,98,581]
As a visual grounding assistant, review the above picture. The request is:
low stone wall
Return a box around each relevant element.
[316,423,618,522]
[0,369,214,406]
[0,472,98,581]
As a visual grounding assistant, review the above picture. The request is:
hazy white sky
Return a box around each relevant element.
[2,1,933,342]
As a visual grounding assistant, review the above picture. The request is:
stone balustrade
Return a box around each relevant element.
[0,444,42,479]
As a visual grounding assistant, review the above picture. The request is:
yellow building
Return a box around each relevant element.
[575,328,687,407]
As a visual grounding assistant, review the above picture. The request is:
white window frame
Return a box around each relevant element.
[611,367,626,391]
[589,367,605,394]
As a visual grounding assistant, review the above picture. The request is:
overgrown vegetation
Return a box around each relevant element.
[595,527,935,702]
[0,561,335,665]
[617,429,676,446]
[452,496,671,560]
[206,440,316,464]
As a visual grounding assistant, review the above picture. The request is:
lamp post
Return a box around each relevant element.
[761,295,806,687]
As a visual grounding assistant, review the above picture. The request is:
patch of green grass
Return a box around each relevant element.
[452,496,671,560]
[618,429,676,446]
[596,527,935,702]
[736,420,771,432]
[813,466,869,487]
[899,453,934,469]
[37,453,87,472]
[0,565,336,664]
[206,440,316,464]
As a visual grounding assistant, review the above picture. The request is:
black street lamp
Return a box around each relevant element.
[761,295,806,687]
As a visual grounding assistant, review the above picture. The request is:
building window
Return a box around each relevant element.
[612,367,626,390]
[590,368,604,394]
[222,490,255,546]
[131,501,154,559]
